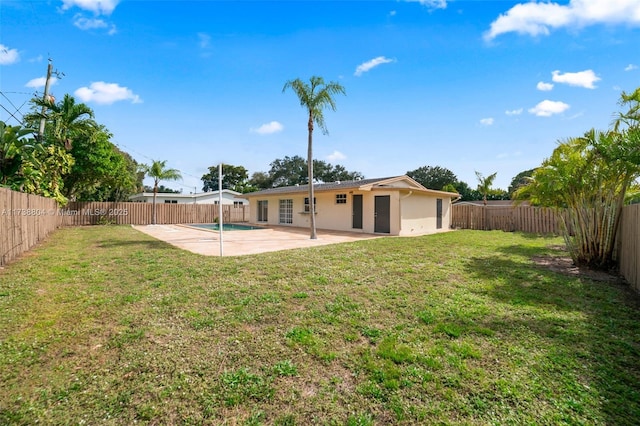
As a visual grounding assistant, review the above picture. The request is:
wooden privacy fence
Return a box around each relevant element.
[0,187,62,267]
[451,203,564,234]
[618,204,640,293]
[61,202,250,226]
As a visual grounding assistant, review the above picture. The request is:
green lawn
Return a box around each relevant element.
[1,226,639,425]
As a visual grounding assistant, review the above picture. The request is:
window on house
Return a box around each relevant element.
[279,199,293,224]
[233,201,243,208]
[304,197,317,212]
[336,194,347,204]
[164,200,177,204]
[257,200,268,222]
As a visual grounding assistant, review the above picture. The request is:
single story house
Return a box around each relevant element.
[129,189,249,206]
[242,176,460,236]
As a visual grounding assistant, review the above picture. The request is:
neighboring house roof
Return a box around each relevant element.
[129,189,245,200]
[243,175,460,198]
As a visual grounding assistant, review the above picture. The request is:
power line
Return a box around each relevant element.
[112,139,206,191]
[0,91,30,125]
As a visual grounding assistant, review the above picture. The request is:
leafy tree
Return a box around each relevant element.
[141,160,182,225]
[283,76,346,239]
[475,171,498,206]
[6,95,142,203]
[62,125,138,201]
[248,171,274,190]
[406,166,458,190]
[26,94,95,150]
[320,163,364,183]
[201,164,250,192]
[259,155,363,189]
[143,185,181,194]
[0,122,37,188]
[613,87,640,131]
[442,183,458,194]
[453,181,477,201]
[517,129,640,269]
[22,144,74,204]
[269,155,308,187]
[508,168,536,199]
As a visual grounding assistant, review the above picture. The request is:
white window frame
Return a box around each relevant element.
[279,199,293,224]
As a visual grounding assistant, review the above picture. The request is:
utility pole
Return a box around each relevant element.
[218,163,224,257]
[38,59,53,139]
[38,58,63,140]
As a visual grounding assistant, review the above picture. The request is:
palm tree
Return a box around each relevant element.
[27,94,96,150]
[141,160,182,225]
[475,171,497,206]
[283,76,346,239]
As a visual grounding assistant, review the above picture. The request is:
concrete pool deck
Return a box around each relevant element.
[132,224,383,256]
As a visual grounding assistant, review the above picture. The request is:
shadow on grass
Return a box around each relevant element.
[461,247,640,425]
[97,239,173,250]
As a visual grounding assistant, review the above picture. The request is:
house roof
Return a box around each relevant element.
[243,175,460,198]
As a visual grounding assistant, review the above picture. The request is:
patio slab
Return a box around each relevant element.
[132,224,382,256]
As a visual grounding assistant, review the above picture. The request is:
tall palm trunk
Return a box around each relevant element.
[152,180,158,225]
[308,112,317,239]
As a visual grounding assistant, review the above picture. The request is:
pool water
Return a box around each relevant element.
[190,223,263,231]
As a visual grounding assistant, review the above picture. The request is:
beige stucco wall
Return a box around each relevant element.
[398,192,451,236]
[250,192,356,231]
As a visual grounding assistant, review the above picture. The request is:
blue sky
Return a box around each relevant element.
[2,0,640,192]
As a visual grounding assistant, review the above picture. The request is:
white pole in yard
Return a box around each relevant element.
[218,162,224,257]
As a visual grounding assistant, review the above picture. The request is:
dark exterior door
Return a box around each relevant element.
[436,198,443,229]
[374,195,391,234]
[352,194,363,229]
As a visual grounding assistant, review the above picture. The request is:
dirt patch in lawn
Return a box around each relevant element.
[532,254,626,284]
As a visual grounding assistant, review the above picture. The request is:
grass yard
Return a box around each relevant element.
[1,226,639,425]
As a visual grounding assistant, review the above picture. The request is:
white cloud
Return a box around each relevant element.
[73,15,107,30]
[198,33,211,49]
[552,69,600,88]
[74,82,142,105]
[403,0,447,10]
[354,56,395,77]
[61,0,119,15]
[480,118,494,126]
[537,81,554,91]
[25,76,58,89]
[0,44,19,65]
[389,10,397,17]
[505,108,523,116]
[250,121,283,135]
[528,100,570,117]
[625,64,638,71]
[327,151,346,161]
[485,0,640,41]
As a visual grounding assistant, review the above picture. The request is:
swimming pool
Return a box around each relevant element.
[189,223,264,231]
